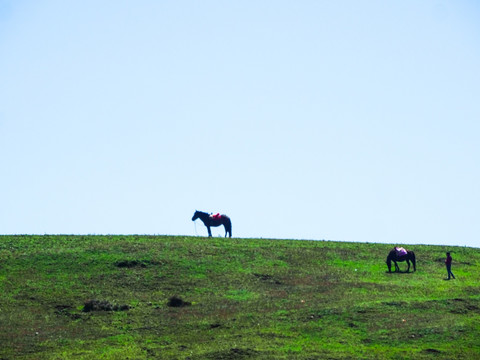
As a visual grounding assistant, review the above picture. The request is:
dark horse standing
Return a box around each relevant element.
[192,210,232,238]
[386,249,416,273]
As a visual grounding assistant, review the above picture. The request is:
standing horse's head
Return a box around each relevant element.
[192,210,200,221]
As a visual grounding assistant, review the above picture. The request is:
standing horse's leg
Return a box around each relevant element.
[207,226,212,237]
[223,223,232,238]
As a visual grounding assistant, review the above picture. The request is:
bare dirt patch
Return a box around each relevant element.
[201,347,259,359]
[253,273,282,285]
[167,296,191,308]
[82,299,130,312]
[424,348,442,354]
[114,260,160,268]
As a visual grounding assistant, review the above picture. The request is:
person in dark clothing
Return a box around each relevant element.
[445,252,455,280]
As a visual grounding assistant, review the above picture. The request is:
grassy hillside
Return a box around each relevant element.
[0,235,479,359]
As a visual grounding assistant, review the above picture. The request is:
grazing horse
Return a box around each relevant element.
[192,210,232,238]
[386,249,416,273]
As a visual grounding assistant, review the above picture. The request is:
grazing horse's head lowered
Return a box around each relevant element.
[191,210,232,238]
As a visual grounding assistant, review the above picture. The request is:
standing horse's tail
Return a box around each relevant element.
[411,251,416,272]
[225,216,232,238]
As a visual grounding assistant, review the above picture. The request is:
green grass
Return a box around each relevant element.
[0,235,479,359]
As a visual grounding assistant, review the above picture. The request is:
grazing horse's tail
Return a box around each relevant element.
[411,251,416,272]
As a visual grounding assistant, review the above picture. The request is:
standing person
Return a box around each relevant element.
[445,252,456,280]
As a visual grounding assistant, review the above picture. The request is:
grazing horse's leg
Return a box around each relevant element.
[406,260,410,273]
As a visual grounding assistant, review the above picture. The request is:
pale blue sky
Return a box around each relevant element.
[1,1,479,246]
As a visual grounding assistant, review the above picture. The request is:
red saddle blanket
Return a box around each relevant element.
[210,213,222,220]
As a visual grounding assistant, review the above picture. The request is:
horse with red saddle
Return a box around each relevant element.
[192,210,232,238]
